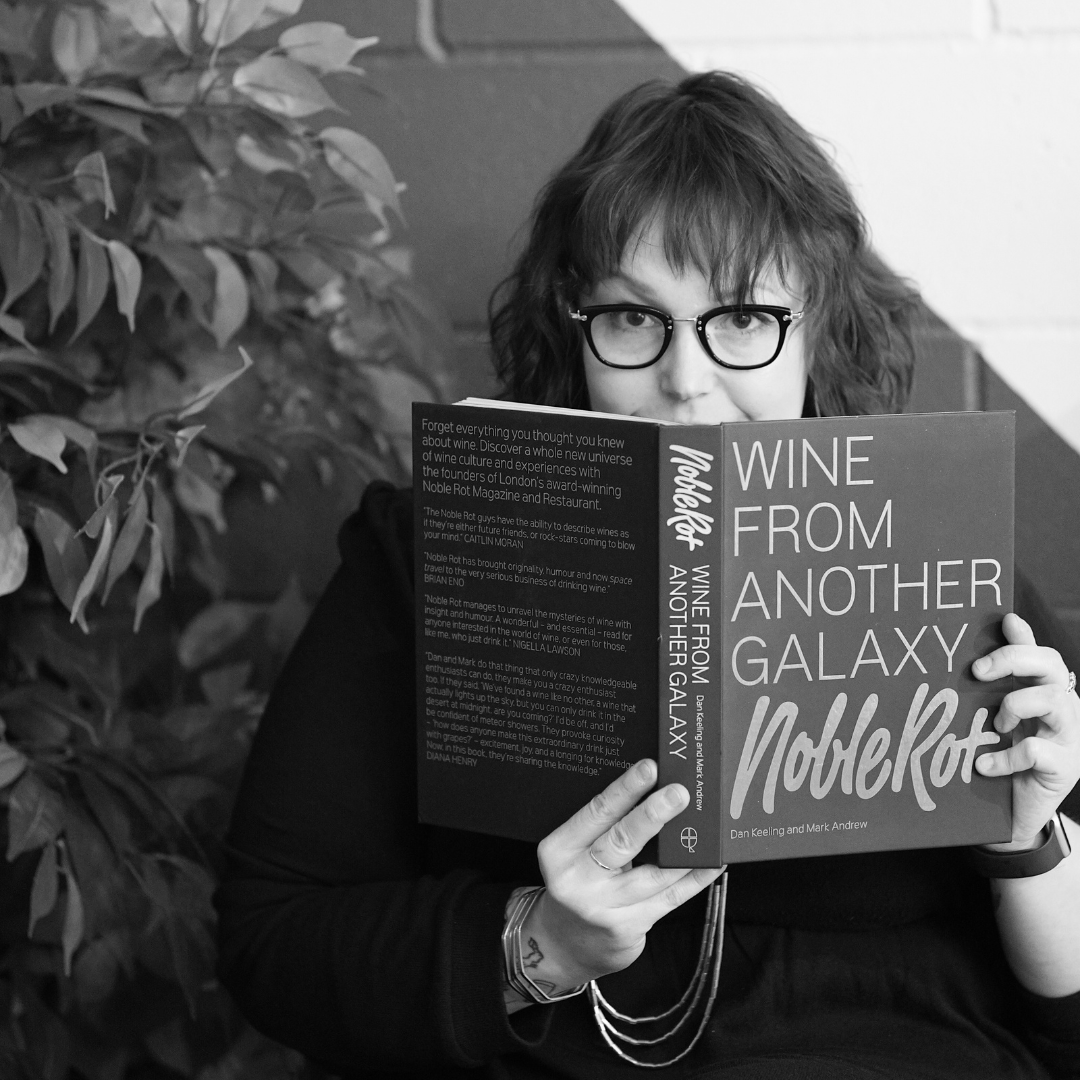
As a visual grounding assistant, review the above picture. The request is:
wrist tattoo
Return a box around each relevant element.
[522,937,543,970]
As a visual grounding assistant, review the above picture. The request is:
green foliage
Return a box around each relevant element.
[0,1,448,1075]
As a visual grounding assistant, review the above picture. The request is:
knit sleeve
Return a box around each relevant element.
[1018,987,1080,1079]
[215,482,551,1074]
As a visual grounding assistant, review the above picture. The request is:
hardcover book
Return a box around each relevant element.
[414,400,1014,866]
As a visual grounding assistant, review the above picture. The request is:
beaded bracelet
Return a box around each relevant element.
[502,886,587,1005]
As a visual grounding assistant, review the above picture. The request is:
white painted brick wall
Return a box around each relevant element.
[623,0,976,42]
[996,0,1080,34]
[615,0,1080,450]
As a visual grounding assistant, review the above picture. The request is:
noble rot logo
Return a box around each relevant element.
[680,826,698,853]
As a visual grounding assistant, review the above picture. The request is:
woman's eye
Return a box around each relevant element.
[609,310,659,332]
[715,311,768,334]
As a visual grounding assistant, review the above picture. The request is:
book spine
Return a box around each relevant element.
[657,427,725,867]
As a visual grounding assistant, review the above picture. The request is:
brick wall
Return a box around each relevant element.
[618,0,1080,455]
[272,1,1080,654]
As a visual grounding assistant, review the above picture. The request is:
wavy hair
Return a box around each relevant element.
[489,72,917,416]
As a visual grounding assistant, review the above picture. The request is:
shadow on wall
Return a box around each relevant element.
[292,0,1080,657]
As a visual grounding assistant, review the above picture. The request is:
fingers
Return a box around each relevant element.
[976,733,1061,779]
[993,683,1077,736]
[545,759,658,851]
[1002,611,1036,646]
[630,859,721,920]
[972,615,1069,685]
[590,782,688,870]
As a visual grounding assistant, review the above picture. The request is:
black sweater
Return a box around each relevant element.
[216,482,1080,1079]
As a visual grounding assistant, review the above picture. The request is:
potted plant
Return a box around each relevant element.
[0,1,447,1074]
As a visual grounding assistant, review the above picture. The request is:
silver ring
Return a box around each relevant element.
[588,849,619,873]
[1067,671,1076,695]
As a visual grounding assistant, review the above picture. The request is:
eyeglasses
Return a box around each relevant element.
[569,304,805,370]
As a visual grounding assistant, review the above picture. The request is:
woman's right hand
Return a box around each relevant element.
[514,759,723,998]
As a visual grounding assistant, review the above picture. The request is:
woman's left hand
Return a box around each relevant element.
[972,612,1080,847]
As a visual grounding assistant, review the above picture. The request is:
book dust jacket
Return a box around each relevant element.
[657,411,1013,865]
[414,402,1014,865]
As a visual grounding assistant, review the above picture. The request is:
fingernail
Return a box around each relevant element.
[972,657,990,676]
[663,785,687,808]
[634,759,655,783]
[975,755,994,774]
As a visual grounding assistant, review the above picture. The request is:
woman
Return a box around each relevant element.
[216,73,1080,1078]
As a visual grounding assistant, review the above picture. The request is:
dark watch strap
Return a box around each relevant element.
[968,812,1072,878]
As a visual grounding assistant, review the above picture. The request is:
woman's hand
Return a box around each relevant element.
[513,759,721,1001]
[972,612,1080,848]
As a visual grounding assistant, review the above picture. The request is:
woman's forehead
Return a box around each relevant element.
[606,222,804,302]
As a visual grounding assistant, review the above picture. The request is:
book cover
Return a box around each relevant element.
[414,401,1013,865]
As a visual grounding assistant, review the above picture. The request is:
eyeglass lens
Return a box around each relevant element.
[589,308,783,367]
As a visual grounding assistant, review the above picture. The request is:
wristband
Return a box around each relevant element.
[968,812,1072,878]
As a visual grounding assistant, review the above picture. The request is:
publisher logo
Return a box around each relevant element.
[680,826,698,853]
[666,445,715,551]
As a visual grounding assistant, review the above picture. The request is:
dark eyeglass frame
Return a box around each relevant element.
[569,303,805,371]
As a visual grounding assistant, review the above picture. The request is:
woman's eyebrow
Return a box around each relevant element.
[597,273,658,303]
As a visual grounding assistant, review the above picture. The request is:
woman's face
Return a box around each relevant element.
[579,223,808,424]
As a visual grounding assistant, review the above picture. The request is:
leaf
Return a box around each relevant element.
[52,6,100,85]
[71,228,110,341]
[234,132,298,174]
[0,466,16,534]
[199,661,251,706]
[177,344,253,419]
[0,192,46,313]
[0,312,33,348]
[28,841,58,936]
[172,424,204,468]
[201,246,248,348]
[111,0,191,46]
[279,22,377,73]
[103,486,148,601]
[133,521,164,631]
[80,476,122,538]
[233,54,342,118]
[200,0,270,47]
[37,202,75,332]
[9,415,68,473]
[0,3,39,59]
[0,741,28,789]
[72,933,123,1007]
[177,601,261,669]
[144,1018,193,1076]
[6,772,64,860]
[14,82,78,117]
[0,86,23,141]
[252,0,303,29]
[149,479,175,577]
[265,575,309,656]
[72,151,116,216]
[145,241,214,318]
[33,507,89,612]
[106,240,141,331]
[277,247,338,292]
[59,843,85,975]
[245,248,278,293]
[46,415,97,474]
[70,102,148,143]
[75,770,132,856]
[77,86,161,114]
[70,505,115,629]
[173,467,225,533]
[0,526,28,597]
[318,127,403,222]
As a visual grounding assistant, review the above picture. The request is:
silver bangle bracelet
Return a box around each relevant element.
[502,886,587,1005]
